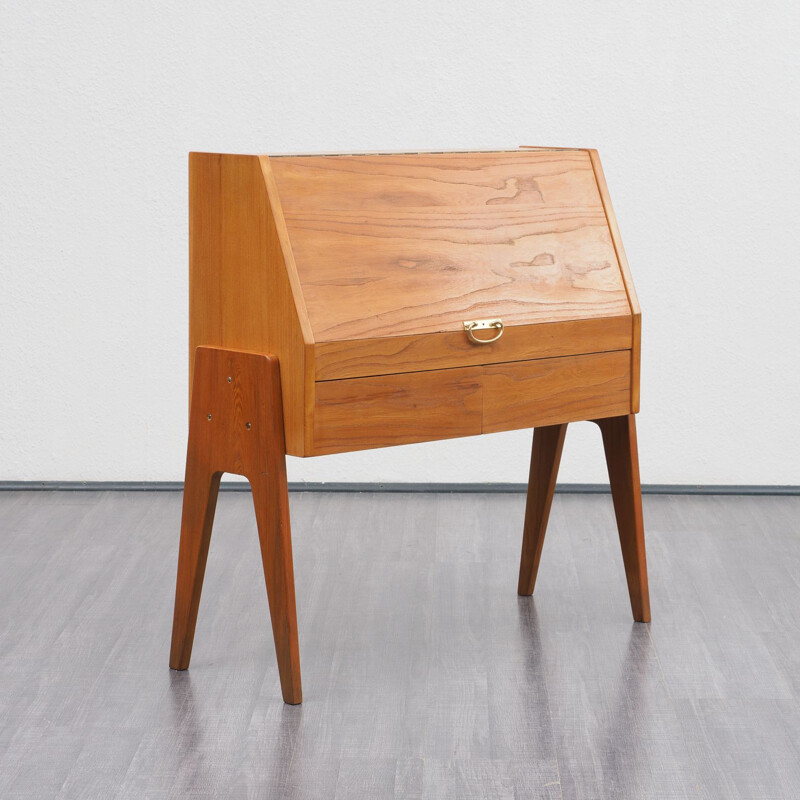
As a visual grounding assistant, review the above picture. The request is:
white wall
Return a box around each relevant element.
[2,1,799,485]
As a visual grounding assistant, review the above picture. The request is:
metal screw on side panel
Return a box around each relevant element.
[207,414,212,421]
[246,422,252,429]
[227,377,232,383]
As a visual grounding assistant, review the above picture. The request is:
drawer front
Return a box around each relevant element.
[310,350,631,455]
[483,350,631,433]
[314,315,632,381]
[312,367,482,455]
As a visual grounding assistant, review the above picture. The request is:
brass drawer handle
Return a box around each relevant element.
[463,318,504,344]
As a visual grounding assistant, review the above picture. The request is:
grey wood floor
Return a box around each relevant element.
[1,490,799,799]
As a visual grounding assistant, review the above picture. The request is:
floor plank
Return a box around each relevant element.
[0,490,798,798]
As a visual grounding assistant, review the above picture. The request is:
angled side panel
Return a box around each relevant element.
[189,153,311,455]
[259,157,317,456]
[587,149,642,413]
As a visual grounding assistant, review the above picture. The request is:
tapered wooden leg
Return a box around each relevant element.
[251,471,302,704]
[169,346,303,703]
[594,414,651,622]
[517,423,568,596]
[169,465,222,669]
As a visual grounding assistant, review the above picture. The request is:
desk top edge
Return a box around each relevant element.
[189,146,593,160]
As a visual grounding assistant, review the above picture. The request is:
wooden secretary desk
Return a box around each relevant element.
[169,147,651,704]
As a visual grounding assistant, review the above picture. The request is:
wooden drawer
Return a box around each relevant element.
[314,315,632,381]
[310,350,631,455]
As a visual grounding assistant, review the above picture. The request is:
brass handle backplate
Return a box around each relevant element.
[463,318,504,344]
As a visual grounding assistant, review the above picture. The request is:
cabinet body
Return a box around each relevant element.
[189,149,640,456]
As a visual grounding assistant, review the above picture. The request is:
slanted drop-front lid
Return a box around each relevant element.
[269,149,631,345]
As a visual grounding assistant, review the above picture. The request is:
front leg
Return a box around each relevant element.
[517,423,568,596]
[594,414,651,622]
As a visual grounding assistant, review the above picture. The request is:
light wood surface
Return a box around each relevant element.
[170,346,302,703]
[314,314,631,381]
[190,149,640,453]
[311,350,631,455]
[189,153,312,455]
[271,150,630,342]
[483,350,631,434]
[313,367,483,454]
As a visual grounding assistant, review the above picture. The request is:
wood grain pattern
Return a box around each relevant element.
[594,414,651,622]
[312,367,483,455]
[170,346,302,703]
[260,157,318,455]
[271,150,630,342]
[311,350,631,454]
[272,150,601,210]
[517,424,568,596]
[189,149,640,458]
[588,149,642,413]
[314,314,631,381]
[189,153,312,456]
[482,350,631,434]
